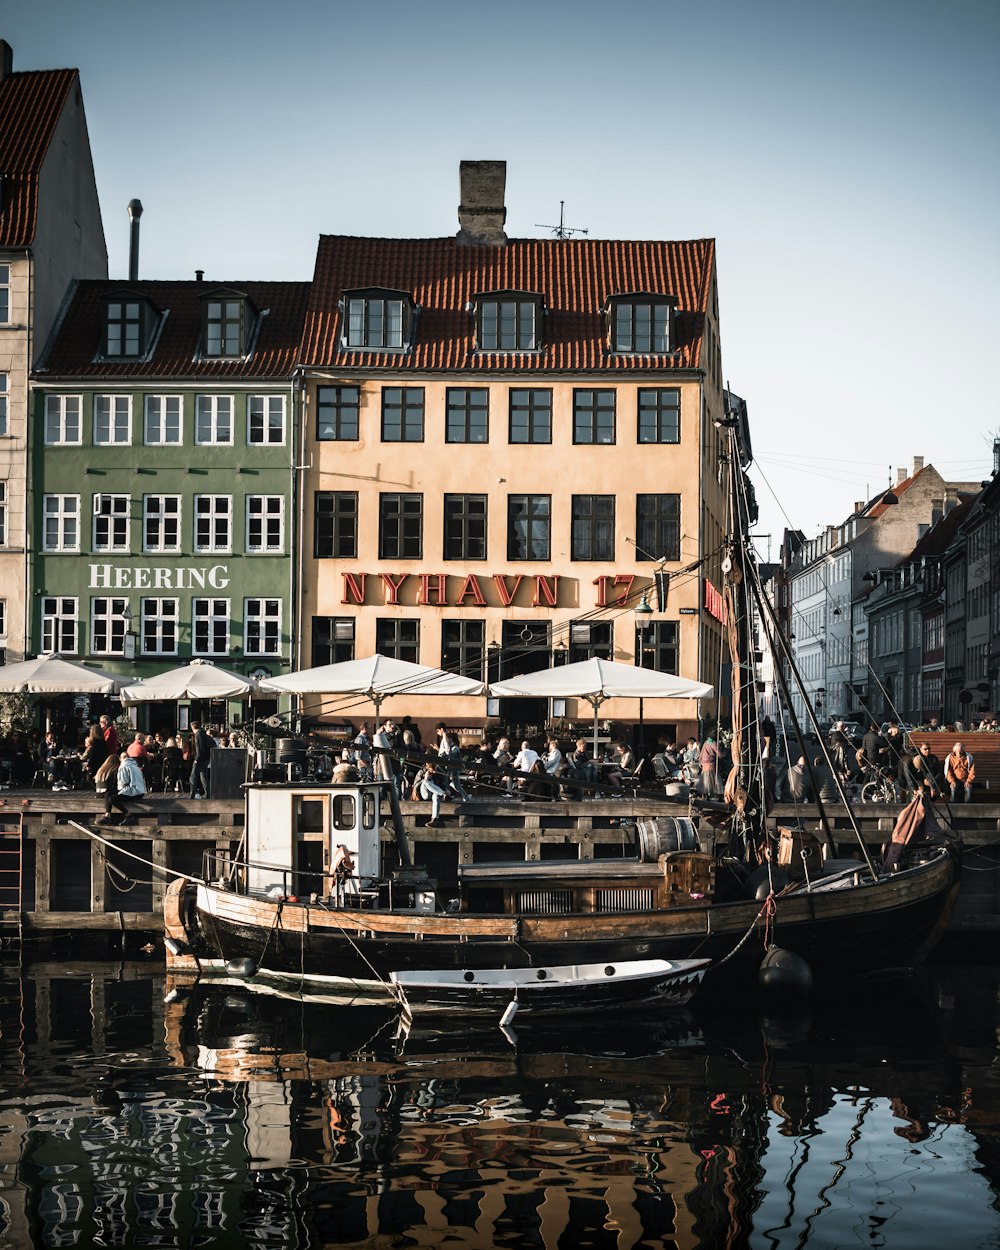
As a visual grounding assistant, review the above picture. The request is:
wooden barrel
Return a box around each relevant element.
[636,816,699,862]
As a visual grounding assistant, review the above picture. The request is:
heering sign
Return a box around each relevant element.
[88,563,231,590]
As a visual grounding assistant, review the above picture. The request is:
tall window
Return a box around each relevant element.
[0,372,7,436]
[195,395,233,445]
[44,395,82,445]
[507,495,550,561]
[0,482,5,545]
[144,496,181,552]
[0,264,8,324]
[92,598,128,656]
[193,598,229,655]
[248,395,286,445]
[381,388,424,442]
[205,300,244,357]
[317,386,360,440]
[446,388,489,443]
[379,493,422,559]
[0,598,5,662]
[376,618,419,663]
[611,297,673,353]
[93,494,130,552]
[245,598,281,656]
[344,294,406,349]
[636,621,679,673]
[573,390,616,444]
[194,495,232,553]
[509,390,552,444]
[141,598,178,656]
[477,297,539,350]
[246,496,284,552]
[105,301,143,357]
[442,619,485,679]
[571,495,614,560]
[41,597,77,654]
[636,495,680,562]
[569,621,613,662]
[144,396,182,445]
[315,492,358,558]
[637,389,680,444]
[313,617,355,665]
[444,495,487,560]
[93,396,132,445]
[43,495,80,552]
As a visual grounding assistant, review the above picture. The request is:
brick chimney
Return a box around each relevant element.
[457,160,507,246]
[896,467,908,486]
[911,455,924,474]
[0,41,12,85]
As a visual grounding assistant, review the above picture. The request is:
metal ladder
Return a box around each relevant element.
[0,811,24,954]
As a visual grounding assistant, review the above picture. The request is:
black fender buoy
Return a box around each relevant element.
[759,945,812,997]
[225,957,258,979]
[747,865,789,900]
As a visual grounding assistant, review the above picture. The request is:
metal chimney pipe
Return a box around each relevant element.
[127,199,143,281]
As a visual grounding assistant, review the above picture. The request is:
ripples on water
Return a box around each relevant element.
[0,959,996,1248]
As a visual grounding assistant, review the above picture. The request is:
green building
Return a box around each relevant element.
[29,278,308,727]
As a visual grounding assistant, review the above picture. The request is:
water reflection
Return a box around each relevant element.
[0,960,995,1248]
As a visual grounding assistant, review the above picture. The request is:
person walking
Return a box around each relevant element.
[188,721,214,799]
[944,742,975,803]
[699,736,723,797]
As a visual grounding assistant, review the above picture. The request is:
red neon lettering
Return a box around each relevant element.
[455,574,487,607]
[493,574,524,606]
[593,576,610,608]
[380,573,409,605]
[419,574,447,605]
[532,575,559,608]
[341,573,366,605]
[612,574,635,607]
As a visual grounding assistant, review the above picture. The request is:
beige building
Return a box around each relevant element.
[297,162,731,749]
[0,40,107,662]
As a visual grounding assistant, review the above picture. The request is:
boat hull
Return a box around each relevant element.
[181,848,958,996]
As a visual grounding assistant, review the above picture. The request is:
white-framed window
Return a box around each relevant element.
[141,598,178,656]
[41,597,78,654]
[194,495,232,553]
[248,395,286,445]
[244,597,281,656]
[0,482,5,546]
[44,395,82,445]
[91,597,128,656]
[0,264,9,324]
[94,395,132,445]
[195,395,233,445]
[92,494,130,552]
[193,598,229,656]
[43,494,80,552]
[246,495,284,552]
[144,395,183,445]
[143,495,181,552]
[0,371,7,436]
[0,599,6,651]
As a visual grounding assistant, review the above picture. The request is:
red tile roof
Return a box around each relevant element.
[0,69,76,248]
[302,236,716,372]
[864,467,926,519]
[39,280,310,380]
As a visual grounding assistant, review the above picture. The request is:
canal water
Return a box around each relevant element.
[0,957,996,1249]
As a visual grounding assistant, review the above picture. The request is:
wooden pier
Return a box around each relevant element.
[0,789,997,947]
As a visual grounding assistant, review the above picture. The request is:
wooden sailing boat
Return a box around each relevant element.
[163,411,959,1001]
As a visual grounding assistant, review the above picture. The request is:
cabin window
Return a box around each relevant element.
[362,791,377,829]
[297,799,325,834]
[332,795,355,831]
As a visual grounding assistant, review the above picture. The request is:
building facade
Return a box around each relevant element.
[30,277,308,725]
[296,162,732,746]
[0,41,107,662]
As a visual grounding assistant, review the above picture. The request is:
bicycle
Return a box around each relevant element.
[860,766,900,804]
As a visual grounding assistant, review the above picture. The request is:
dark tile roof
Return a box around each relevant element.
[901,494,977,563]
[0,68,76,248]
[39,280,311,380]
[302,236,716,372]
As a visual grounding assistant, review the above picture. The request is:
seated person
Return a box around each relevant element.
[160,737,185,793]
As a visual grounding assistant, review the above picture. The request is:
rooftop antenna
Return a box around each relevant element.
[535,200,588,240]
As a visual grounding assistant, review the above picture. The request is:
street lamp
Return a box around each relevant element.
[122,605,137,661]
[634,591,655,754]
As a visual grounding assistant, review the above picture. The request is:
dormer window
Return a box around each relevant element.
[607,293,675,354]
[201,289,257,358]
[103,292,158,358]
[341,290,414,350]
[474,292,542,351]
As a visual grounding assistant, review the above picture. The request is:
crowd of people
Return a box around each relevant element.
[0,715,244,823]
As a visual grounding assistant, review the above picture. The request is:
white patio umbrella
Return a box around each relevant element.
[490,657,713,756]
[119,658,258,704]
[259,655,485,717]
[0,654,131,695]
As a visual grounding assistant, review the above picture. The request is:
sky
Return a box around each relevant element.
[7,0,999,553]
